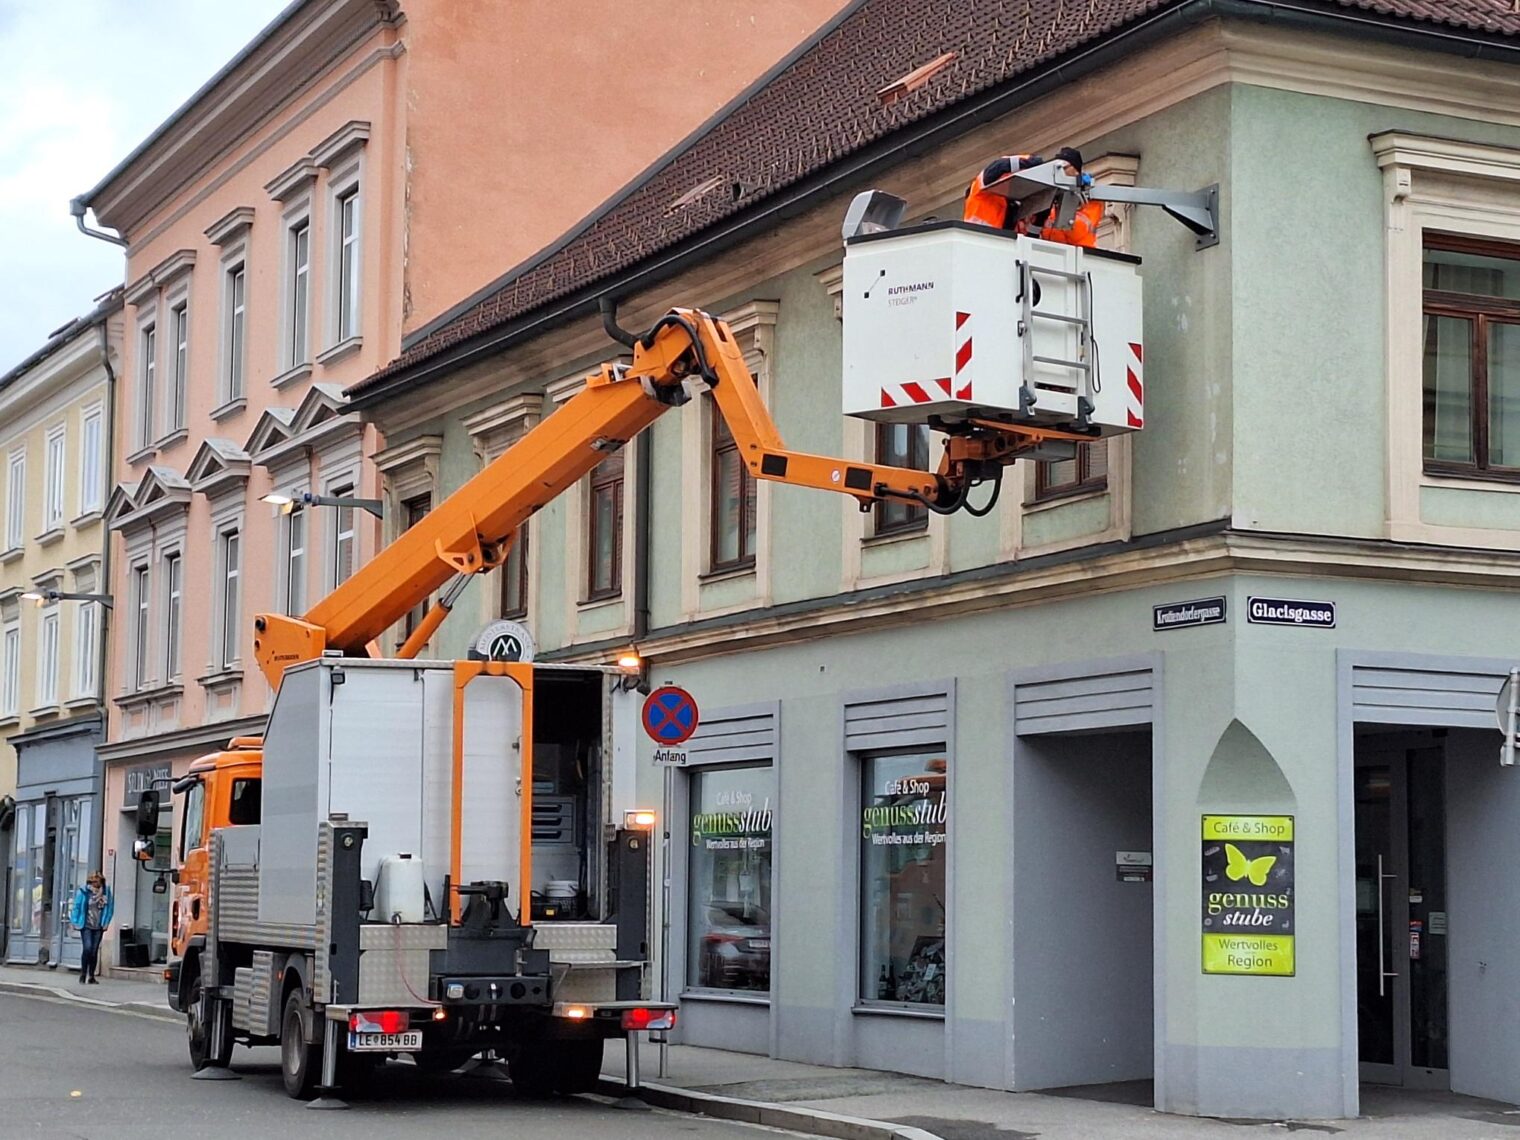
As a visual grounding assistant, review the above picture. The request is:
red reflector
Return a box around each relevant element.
[349,1010,410,1034]
[621,1007,676,1031]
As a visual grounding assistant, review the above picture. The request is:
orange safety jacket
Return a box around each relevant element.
[1039,199,1104,248]
[962,155,1040,231]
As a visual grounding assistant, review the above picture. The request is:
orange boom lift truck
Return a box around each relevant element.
[135,174,1211,1103]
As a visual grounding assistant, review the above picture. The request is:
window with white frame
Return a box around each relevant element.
[330,484,355,589]
[1,621,19,716]
[79,407,103,516]
[36,606,59,708]
[138,322,157,448]
[335,187,361,343]
[74,600,98,700]
[219,529,241,668]
[44,427,64,532]
[288,219,311,368]
[285,509,307,616]
[170,301,189,432]
[132,564,151,690]
[224,262,246,401]
[6,449,25,550]
[163,552,183,681]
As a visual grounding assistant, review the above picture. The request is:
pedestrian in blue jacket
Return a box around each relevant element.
[68,872,113,984]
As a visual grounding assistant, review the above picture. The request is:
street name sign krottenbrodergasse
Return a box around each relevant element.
[1153,597,1227,631]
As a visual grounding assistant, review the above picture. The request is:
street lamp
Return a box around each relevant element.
[261,490,383,518]
[20,589,114,609]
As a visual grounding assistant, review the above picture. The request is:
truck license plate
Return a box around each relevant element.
[347,1031,422,1052]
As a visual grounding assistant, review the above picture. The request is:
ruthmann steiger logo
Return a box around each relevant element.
[887,282,935,295]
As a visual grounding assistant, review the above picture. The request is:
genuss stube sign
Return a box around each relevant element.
[1201,814,1295,977]
[1246,596,1335,628]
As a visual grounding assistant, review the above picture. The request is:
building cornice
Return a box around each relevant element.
[205,206,255,246]
[97,714,266,763]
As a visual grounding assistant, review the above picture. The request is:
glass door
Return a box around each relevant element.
[1355,744,1448,1089]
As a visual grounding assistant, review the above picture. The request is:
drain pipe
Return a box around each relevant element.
[70,197,127,247]
[95,318,117,741]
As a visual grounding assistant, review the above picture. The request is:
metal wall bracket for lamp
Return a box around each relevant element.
[20,589,113,609]
[262,491,383,518]
[615,649,649,694]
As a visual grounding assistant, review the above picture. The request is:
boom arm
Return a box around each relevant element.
[254,307,1092,688]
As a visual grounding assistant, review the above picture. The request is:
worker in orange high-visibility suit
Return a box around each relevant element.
[962,148,1104,247]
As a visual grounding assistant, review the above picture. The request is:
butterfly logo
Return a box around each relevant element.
[1224,843,1276,887]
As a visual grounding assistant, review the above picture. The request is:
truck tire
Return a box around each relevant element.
[554,1038,604,1094]
[185,969,232,1071]
[280,991,321,1099]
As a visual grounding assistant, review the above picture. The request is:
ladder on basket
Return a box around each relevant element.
[1016,256,1096,427]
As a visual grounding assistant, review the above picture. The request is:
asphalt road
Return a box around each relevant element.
[0,991,780,1140]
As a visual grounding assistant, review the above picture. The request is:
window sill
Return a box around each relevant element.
[26,704,60,720]
[271,361,313,390]
[155,428,189,451]
[0,715,17,730]
[863,525,928,548]
[679,989,771,1006]
[197,668,241,690]
[0,546,21,565]
[35,527,65,548]
[114,682,183,709]
[316,336,362,368]
[851,1004,946,1021]
[210,397,247,422]
[579,592,624,612]
[1024,483,1108,515]
[64,696,99,711]
[1421,466,1520,491]
[699,562,756,584]
[125,444,157,466]
[71,511,103,530]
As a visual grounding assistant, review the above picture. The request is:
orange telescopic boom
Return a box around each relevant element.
[253,303,1093,688]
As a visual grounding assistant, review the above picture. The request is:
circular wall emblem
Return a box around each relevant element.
[471,619,536,663]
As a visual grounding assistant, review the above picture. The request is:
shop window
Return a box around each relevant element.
[8,804,30,934]
[710,416,756,570]
[1422,234,1520,481]
[586,451,623,600]
[688,764,773,992]
[860,751,947,1006]
[873,422,930,535]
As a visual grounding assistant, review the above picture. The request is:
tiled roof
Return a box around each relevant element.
[353,0,1520,394]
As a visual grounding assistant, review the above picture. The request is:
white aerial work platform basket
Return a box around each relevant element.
[841,221,1144,436]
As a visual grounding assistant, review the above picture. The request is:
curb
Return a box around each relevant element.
[0,979,180,1023]
[597,1078,944,1140]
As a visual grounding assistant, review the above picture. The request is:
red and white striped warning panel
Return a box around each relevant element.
[954,310,973,401]
[1126,341,1144,428]
[877,311,975,409]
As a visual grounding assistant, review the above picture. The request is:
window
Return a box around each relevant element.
[220,530,241,668]
[401,494,431,639]
[587,450,624,600]
[860,751,947,1006]
[285,509,307,616]
[330,485,355,589]
[36,607,59,707]
[1422,235,1520,480]
[873,423,931,535]
[337,188,360,341]
[164,553,183,681]
[711,418,756,570]
[288,220,310,367]
[74,600,98,700]
[179,781,206,861]
[9,806,29,934]
[228,778,261,826]
[1034,439,1109,502]
[139,323,157,446]
[225,263,246,400]
[688,765,773,992]
[79,408,103,516]
[5,449,24,549]
[1,623,19,716]
[170,302,188,431]
[44,427,64,531]
[133,565,151,690]
[500,526,528,620]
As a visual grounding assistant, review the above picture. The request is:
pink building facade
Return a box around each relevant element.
[76,0,844,970]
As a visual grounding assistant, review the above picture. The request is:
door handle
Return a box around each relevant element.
[1377,854,1399,997]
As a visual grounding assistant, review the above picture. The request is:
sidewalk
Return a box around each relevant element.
[601,1041,1520,1140]
[0,961,174,1021]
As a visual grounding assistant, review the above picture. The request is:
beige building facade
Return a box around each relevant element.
[0,293,121,970]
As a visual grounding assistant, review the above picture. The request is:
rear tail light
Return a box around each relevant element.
[349,1010,410,1034]
[621,1007,677,1032]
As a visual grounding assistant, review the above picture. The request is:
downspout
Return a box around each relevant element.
[95,321,116,873]
[69,198,127,248]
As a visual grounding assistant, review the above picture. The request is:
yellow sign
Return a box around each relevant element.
[1201,814,1294,977]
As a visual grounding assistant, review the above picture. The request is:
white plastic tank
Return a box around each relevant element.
[374,853,427,923]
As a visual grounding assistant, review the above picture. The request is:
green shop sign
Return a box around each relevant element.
[1201,814,1295,977]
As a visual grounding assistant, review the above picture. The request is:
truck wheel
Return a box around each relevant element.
[280,991,321,1099]
[554,1038,604,1094]
[185,970,231,1071]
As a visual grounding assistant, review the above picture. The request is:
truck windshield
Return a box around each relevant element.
[228,778,261,825]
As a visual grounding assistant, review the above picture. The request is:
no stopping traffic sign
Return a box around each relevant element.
[642,686,699,746]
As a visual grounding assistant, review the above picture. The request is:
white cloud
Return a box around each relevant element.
[0,0,289,374]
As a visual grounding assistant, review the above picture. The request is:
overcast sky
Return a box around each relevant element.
[0,0,289,375]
